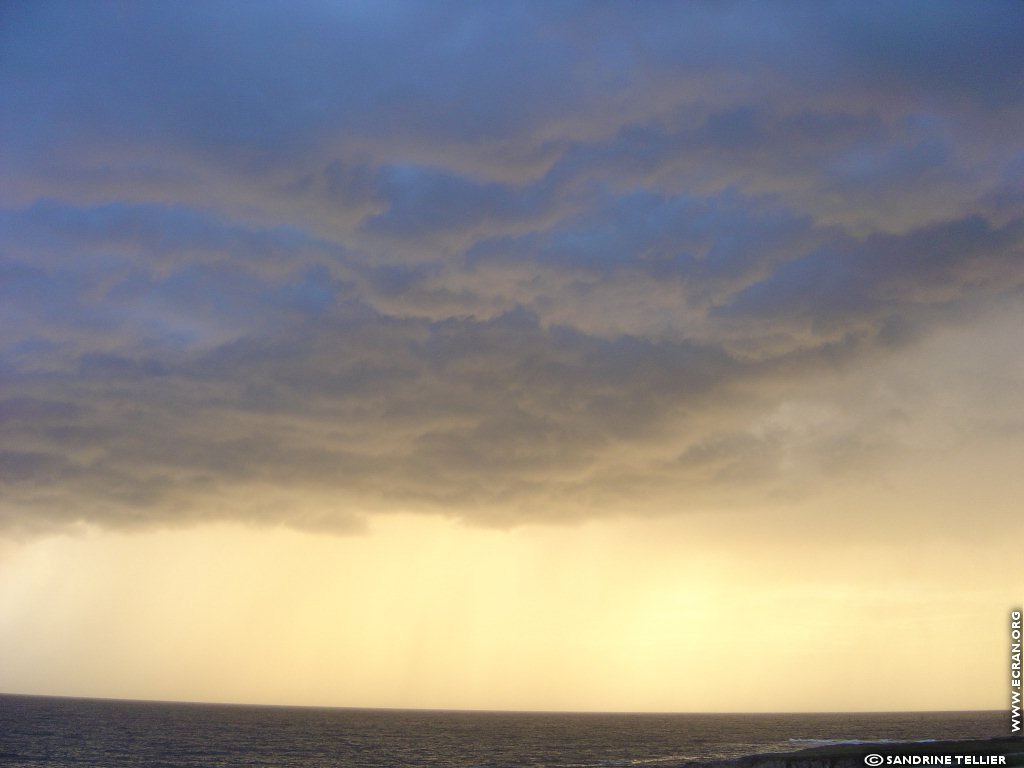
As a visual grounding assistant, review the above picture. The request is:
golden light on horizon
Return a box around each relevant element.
[0,507,1012,713]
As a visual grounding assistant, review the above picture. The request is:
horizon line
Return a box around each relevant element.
[0,690,1006,717]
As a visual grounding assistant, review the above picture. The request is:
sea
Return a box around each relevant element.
[0,694,1009,768]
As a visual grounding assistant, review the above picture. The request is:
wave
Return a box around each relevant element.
[787,739,939,747]
[643,736,1024,768]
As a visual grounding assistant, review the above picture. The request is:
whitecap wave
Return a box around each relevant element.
[787,738,939,746]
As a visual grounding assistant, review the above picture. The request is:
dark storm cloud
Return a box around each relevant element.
[365,164,555,239]
[6,2,1020,172]
[722,215,1024,333]
[5,200,325,263]
[0,308,741,530]
[1,1,580,163]
[1,2,1022,533]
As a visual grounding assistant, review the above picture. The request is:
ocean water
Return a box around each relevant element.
[0,694,1007,768]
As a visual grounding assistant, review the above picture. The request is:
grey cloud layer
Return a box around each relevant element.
[2,2,1022,532]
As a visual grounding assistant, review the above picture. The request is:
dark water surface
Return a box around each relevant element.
[0,694,1007,767]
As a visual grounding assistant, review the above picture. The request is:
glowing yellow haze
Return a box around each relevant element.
[0,506,1014,713]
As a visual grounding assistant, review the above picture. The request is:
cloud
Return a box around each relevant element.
[1,2,1022,534]
[721,215,1024,335]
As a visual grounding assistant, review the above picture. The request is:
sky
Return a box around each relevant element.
[1,1,1022,713]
